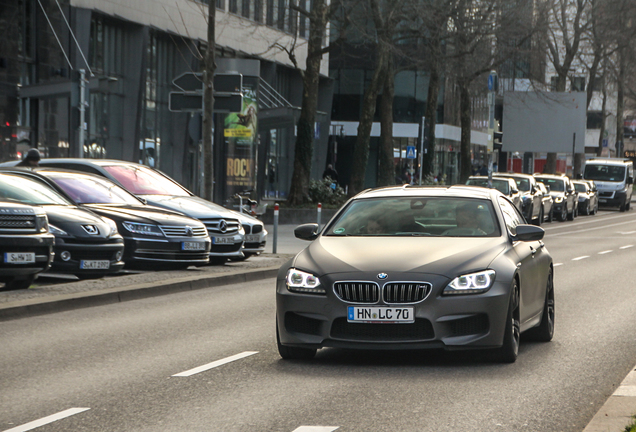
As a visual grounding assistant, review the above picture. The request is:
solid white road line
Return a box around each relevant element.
[3,408,90,432]
[293,427,340,432]
[620,245,634,249]
[572,256,590,261]
[172,351,258,377]
[549,219,636,237]
[598,250,613,254]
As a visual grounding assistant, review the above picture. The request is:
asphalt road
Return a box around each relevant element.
[2,210,636,431]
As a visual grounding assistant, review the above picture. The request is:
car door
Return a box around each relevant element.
[498,197,545,325]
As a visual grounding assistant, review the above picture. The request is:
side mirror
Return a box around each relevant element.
[515,224,545,242]
[294,223,320,241]
[511,187,519,194]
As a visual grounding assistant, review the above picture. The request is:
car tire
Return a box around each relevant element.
[534,207,543,226]
[558,206,567,222]
[620,199,626,212]
[627,201,631,211]
[277,322,317,360]
[1,275,36,291]
[493,280,520,363]
[567,204,575,221]
[525,268,555,342]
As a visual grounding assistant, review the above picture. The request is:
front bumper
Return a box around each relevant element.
[124,236,211,265]
[243,229,268,255]
[208,232,244,258]
[598,190,628,208]
[276,271,511,351]
[51,238,125,275]
[0,234,55,280]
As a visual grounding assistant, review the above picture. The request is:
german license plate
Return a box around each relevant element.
[347,306,414,323]
[4,252,35,264]
[213,237,233,245]
[245,234,260,242]
[80,260,110,269]
[182,241,206,251]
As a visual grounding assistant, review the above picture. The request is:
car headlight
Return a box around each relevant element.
[122,221,164,237]
[554,196,564,203]
[286,268,324,294]
[48,224,68,236]
[103,217,118,237]
[444,270,495,295]
[35,215,49,233]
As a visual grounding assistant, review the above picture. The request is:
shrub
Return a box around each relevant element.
[308,177,347,207]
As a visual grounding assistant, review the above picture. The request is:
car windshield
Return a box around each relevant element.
[500,177,530,192]
[0,174,72,206]
[324,197,500,237]
[574,183,587,193]
[103,165,190,196]
[466,178,510,195]
[584,165,626,182]
[535,178,565,192]
[48,174,143,205]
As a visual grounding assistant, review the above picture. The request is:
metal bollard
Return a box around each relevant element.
[317,202,322,229]
[272,203,279,254]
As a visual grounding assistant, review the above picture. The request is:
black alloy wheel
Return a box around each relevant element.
[277,320,317,360]
[494,280,520,363]
[559,205,567,222]
[525,268,555,342]
[567,203,575,221]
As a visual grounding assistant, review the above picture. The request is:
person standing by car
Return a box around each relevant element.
[16,149,41,167]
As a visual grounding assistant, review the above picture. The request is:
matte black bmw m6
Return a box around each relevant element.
[276,185,554,363]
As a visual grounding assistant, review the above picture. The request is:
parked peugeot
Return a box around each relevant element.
[0,202,55,290]
[0,172,125,278]
[0,168,213,270]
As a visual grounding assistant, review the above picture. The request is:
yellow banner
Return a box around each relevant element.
[224,129,252,137]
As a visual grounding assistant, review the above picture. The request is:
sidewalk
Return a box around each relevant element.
[1,226,635,431]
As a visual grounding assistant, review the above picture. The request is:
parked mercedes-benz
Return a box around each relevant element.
[0,202,54,290]
[533,174,578,221]
[465,176,522,212]
[277,185,554,363]
[573,180,598,215]
[0,168,213,269]
[0,159,266,261]
[0,172,125,278]
[493,173,543,225]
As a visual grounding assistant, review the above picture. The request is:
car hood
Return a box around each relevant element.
[84,204,204,227]
[292,236,507,278]
[140,195,238,220]
[43,205,114,239]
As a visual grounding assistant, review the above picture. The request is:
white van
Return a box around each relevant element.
[583,158,634,211]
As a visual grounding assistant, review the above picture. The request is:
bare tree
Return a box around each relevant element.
[203,1,216,201]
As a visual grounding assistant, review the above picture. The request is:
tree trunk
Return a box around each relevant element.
[459,81,472,183]
[615,47,625,158]
[286,0,328,205]
[348,43,389,197]
[202,2,216,200]
[422,63,439,180]
[377,57,395,187]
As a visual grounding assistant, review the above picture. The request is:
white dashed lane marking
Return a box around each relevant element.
[554,263,563,267]
[172,351,258,377]
[572,256,589,261]
[293,427,340,432]
[620,245,634,249]
[3,408,90,432]
[598,250,613,254]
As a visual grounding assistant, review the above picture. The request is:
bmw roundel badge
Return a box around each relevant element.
[377,273,388,280]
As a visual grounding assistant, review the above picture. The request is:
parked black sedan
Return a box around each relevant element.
[277,185,554,363]
[0,168,212,269]
[0,172,125,278]
[0,202,55,290]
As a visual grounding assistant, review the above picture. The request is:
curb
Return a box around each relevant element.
[0,266,279,321]
[583,368,636,432]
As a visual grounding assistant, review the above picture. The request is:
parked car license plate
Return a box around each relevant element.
[212,237,234,245]
[4,252,35,264]
[80,260,110,269]
[347,306,414,323]
[182,241,206,251]
[245,234,260,242]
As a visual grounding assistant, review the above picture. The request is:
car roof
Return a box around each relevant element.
[467,176,510,182]
[534,173,568,180]
[493,172,534,179]
[354,185,499,200]
[37,158,138,167]
[586,158,633,166]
